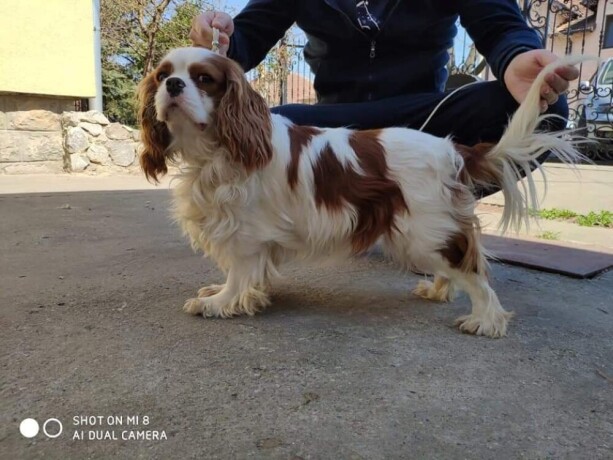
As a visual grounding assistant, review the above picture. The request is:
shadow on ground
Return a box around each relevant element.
[1,190,611,459]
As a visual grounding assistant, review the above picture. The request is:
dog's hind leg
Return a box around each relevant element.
[450,271,513,338]
[413,275,456,302]
[395,213,512,337]
[435,231,513,338]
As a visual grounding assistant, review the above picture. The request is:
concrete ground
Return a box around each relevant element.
[0,172,612,459]
[481,164,613,215]
[478,164,613,251]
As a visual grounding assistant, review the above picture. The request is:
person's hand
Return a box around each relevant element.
[504,49,579,113]
[190,11,234,56]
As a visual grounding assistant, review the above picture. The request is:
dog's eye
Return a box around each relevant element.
[197,74,214,84]
[157,72,169,82]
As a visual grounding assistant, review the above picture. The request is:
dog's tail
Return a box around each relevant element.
[457,55,592,233]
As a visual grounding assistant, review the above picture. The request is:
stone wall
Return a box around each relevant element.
[0,110,64,174]
[0,108,140,174]
[61,112,140,173]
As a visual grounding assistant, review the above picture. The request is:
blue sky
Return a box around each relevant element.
[226,0,248,9]
[217,0,248,13]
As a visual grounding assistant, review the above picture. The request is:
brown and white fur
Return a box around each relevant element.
[137,47,585,338]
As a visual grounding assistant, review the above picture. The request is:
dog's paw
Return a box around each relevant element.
[183,287,271,318]
[183,298,204,315]
[197,284,225,298]
[455,311,514,338]
[182,297,227,318]
[412,278,455,302]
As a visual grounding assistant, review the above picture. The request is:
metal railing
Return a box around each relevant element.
[247,36,315,107]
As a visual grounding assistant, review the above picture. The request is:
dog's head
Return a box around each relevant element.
[137,47,272,182]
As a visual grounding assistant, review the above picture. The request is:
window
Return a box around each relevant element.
[604,15,613,48]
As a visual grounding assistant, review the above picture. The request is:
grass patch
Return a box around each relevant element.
[537,208,578,220]
[532,208,612,228]
[537,231,561,240]
[575,210,612,228]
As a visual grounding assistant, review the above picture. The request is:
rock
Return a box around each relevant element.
[105,123,132,140]
[132,130,141,142]
[79,122,103,137]
[0,131,63,162]
[62,111,110,128]
[86,144,110,165]
[7,110,61,131]
[70,154,90,172]
[1,161,64,174]
[0,111,7,130]
[64,127,89,154]
[61,112,81,128]
[107,141,136,167]
[82,110,110,126]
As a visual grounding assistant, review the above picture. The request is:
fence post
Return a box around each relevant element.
[522,0,530,18]
[279,79,287,105]
[279,37,288,105]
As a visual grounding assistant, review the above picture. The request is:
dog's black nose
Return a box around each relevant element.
[166,77,185,97]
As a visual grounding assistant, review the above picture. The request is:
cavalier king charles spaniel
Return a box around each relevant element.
[137,47,584,338]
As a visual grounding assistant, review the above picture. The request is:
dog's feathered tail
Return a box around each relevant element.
[458,55,594,233]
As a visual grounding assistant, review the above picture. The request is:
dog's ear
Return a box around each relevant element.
[215,59,273,171]
[137,72,171,182]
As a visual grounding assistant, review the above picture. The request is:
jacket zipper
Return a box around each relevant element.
[368,40,376,100]
[323,0,402,100]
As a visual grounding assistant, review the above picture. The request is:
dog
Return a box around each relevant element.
[137,47,584,338]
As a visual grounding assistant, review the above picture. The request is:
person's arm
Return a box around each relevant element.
[458,0,541,82]
[228,0,296,71]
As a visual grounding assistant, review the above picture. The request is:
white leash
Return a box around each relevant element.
[211,27,221,54]
[419,81,481,131]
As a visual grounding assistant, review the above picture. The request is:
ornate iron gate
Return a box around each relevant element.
[520,0,613,162]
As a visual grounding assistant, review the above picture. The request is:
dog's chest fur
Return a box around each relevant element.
[171,158,251,260]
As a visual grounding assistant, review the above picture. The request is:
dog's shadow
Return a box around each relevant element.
[253,253,470,328]
[189,248,473,329]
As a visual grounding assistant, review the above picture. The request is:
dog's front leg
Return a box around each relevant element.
[183,256,270,318]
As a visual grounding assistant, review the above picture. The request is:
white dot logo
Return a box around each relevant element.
[19,418,39,438]
[43,418,63,438]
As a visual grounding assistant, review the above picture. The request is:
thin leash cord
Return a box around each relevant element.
[211,27,220,54]
[418,80,481,132]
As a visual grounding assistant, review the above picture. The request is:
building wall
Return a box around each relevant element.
[0,94,77,113]
[0,0,96,98]
[548,0,613,82]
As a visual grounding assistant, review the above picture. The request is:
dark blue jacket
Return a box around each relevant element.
[228,0,542,104]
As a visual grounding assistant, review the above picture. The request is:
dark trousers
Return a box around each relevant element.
[271,81,569,196]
